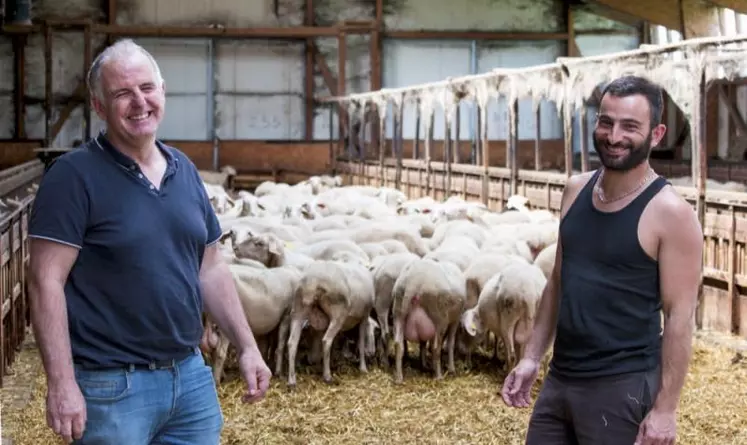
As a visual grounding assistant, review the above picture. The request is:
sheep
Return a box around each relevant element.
[206,264,302,383]
[391,258,467,383]
[369,252,420,366]
[285,260,376,387]
[533,242,557,279]
[199,165,237,188]
[231,231,314,270]
[460,261,546,374]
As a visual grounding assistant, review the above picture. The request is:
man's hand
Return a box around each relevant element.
[501,358,540,408]
[634,408,677,445]
[46,378,87,443]
[238,346,272,403]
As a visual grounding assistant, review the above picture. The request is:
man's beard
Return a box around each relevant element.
[592,130,652,171]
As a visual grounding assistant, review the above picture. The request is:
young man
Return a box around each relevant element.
[501,75,703,445]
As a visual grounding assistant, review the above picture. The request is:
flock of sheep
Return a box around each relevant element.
[197,170,558,388]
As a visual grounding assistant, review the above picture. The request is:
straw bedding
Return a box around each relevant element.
[2,332,746,445]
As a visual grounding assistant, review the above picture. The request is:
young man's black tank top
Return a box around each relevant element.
[550,168,669,379]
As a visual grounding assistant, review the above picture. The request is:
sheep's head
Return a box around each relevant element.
[505,194,530,212]
[460,307,483,337]
[232,231,285,268]
[299,202,320,219]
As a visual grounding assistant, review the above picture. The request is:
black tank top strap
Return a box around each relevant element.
[622,174,669,215]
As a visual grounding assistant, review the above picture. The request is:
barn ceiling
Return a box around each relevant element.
[581,0,747,37]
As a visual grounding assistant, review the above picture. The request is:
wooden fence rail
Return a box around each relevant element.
[336,158,747,338]
[0,159,43,387]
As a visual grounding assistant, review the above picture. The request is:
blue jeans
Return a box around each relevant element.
[72,348,223,445]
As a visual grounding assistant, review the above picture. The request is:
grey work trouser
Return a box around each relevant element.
[525,366,660,445]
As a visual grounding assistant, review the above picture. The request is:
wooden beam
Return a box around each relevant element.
[706,0,747,15]
[588,0,681,30]
[12,36,26,139]
[680,0,722,39]
[383,30,568,40]
[304,0,314,141]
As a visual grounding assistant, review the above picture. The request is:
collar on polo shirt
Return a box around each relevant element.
[94,131,179,173]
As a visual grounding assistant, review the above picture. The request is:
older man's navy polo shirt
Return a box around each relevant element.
[29,132,223,368]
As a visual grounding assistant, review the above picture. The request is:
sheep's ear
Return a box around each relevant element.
[461,309,479,336]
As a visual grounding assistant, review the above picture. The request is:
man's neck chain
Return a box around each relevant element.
[594,167,656,204]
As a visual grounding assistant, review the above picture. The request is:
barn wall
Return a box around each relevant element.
[2,0,647,165]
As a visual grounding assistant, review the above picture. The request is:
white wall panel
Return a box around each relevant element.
[215,41,304,140]
[479,41,564,141]
[217,95,304,140]
[382,39,472,141]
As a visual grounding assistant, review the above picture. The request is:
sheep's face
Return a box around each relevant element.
[505,194,530,211]
[460,308,483,336]
[233,232,284,267]
[299,202,319,219]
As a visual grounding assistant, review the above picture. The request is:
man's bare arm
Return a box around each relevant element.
[199,244,258,354]
[28,238,79,385]
[654,194,703,413]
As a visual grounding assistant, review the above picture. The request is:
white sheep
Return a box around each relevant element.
[460,261,546,374]
[390,258,466,383]
[285,260,375,387]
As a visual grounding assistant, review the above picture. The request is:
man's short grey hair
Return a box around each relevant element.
[86,38,164,101]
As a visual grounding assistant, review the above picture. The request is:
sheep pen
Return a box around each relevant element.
[3,175,747,445]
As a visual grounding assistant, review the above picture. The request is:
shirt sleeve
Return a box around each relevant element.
[190,164,223,246]
[28,157,89,249]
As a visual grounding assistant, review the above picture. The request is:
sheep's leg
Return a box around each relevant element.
[211,334,231,385]
[393,315,405,384]
[446,322,458,375]
[430,331,444,380]
[376,309,390,369]
[357,318,369,373]
[286,312,307,388]
[419,341,429,371]
[321,316,346,384]
[274,312,291,377]
[500,318,518,373]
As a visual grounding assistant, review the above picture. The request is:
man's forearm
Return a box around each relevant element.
[523,282,559,362]
[29,280,75,385]
[653,313,694,412]
[200,264,258,353]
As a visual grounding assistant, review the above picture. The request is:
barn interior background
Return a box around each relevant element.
[1,1,747,443]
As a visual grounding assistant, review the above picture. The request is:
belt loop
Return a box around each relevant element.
[148,361,156,371]
[128,364,135,373]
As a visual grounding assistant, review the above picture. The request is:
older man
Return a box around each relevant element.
[28,38,270,444]
[501,75,703,445]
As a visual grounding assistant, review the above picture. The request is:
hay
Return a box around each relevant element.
[3,336,747,445]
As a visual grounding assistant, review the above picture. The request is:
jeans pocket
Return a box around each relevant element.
[75,368,131,402]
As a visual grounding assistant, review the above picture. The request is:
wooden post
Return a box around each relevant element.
[413,102,421,160]
[692,72,707,328]
[12,35,26,139]
[304,0,315,140]
[395,98,404,189]
[534,104,541,171]
[481,103,490,206]
[337,31,347,161]
[579,105,589,171]
[563,100,573,177]
[44,22,53,148]
[508,98,519,195]
[425,111,434,197]
[83,21,93,141]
